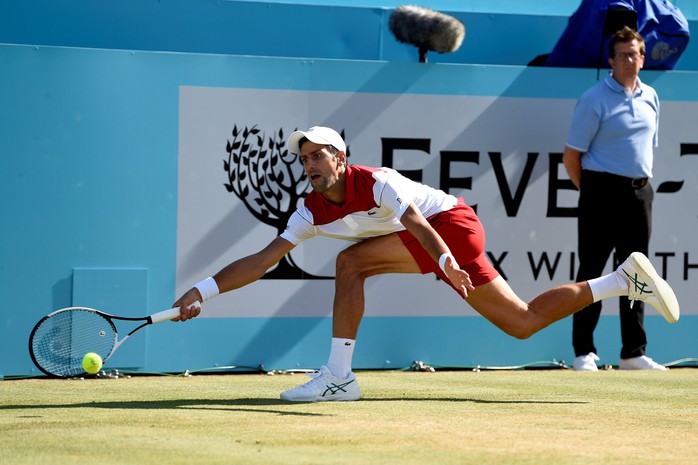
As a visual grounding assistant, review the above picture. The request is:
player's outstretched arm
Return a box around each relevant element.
[173,236,296,321]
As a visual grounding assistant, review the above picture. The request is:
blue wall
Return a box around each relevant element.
[1,1,696,377]
[1,0,697,69]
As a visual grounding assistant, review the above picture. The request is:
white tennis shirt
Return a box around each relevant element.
[280,165,458,245]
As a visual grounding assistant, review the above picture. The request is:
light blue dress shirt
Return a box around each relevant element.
[566,74,659,179]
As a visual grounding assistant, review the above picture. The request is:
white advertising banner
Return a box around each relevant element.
[178,86,698,318]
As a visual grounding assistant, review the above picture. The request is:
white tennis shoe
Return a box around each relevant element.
[573,353,600,371]
[618,252,680,324]
[619,355,668,371]
[618,355,668,371]
[280,366,361,402]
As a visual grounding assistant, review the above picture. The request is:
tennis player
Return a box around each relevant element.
[173,126,679,402]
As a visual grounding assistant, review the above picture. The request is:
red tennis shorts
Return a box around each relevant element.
[397,199,499,295]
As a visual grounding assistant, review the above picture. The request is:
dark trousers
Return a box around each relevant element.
[573,170,654,359]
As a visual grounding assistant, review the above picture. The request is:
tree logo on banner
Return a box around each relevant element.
[223,124,349,280]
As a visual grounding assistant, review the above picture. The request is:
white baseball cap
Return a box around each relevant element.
[287,126,347,155]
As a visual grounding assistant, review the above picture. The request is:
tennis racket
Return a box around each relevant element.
[28,303,198,378]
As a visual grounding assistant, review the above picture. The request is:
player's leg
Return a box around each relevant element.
[465,276,594,339]
[280,233,419,402]
[423,204,593,337]
[465,253,678,340]
[437,201,678,338]
[333,233,421,339]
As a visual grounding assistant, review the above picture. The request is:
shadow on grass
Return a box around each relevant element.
[0,396,588,415]
[0,398,323,416]
[363,397,588,404]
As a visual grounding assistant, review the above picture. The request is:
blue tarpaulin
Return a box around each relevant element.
[544,0,690,70]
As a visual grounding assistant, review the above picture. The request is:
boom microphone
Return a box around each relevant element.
[389,5,465,63]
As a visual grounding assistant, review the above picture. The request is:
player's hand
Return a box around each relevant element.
[172,288,203,322]
[443,256,474,298]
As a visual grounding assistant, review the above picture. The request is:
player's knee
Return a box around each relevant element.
[336,247,376,281]
[335,248,363,277]
[502,322,537,340]
[509,327,535,340]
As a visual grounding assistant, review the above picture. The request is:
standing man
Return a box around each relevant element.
[563,26,666,371]
[175,124,678,402]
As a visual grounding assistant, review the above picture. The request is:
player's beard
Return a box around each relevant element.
[310,173,336,193]
[309,156,342,194]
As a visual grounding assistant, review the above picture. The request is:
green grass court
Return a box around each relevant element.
[1,369,696,465]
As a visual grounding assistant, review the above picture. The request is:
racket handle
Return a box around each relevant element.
[150,301,201,323]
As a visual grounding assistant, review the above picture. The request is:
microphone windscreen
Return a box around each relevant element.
[389,5,465,54]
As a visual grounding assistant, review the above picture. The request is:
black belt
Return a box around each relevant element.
[583,170,648,189]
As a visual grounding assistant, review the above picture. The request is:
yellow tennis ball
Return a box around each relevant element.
[82,352,103,374]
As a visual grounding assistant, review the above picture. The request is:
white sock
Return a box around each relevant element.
[588,270,628,302]
[326,338,355,379]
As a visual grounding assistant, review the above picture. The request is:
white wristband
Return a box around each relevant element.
[439,253,454,274]
[194,277,219,302]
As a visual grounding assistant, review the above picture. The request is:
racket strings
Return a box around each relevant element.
[30,309,117,377]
